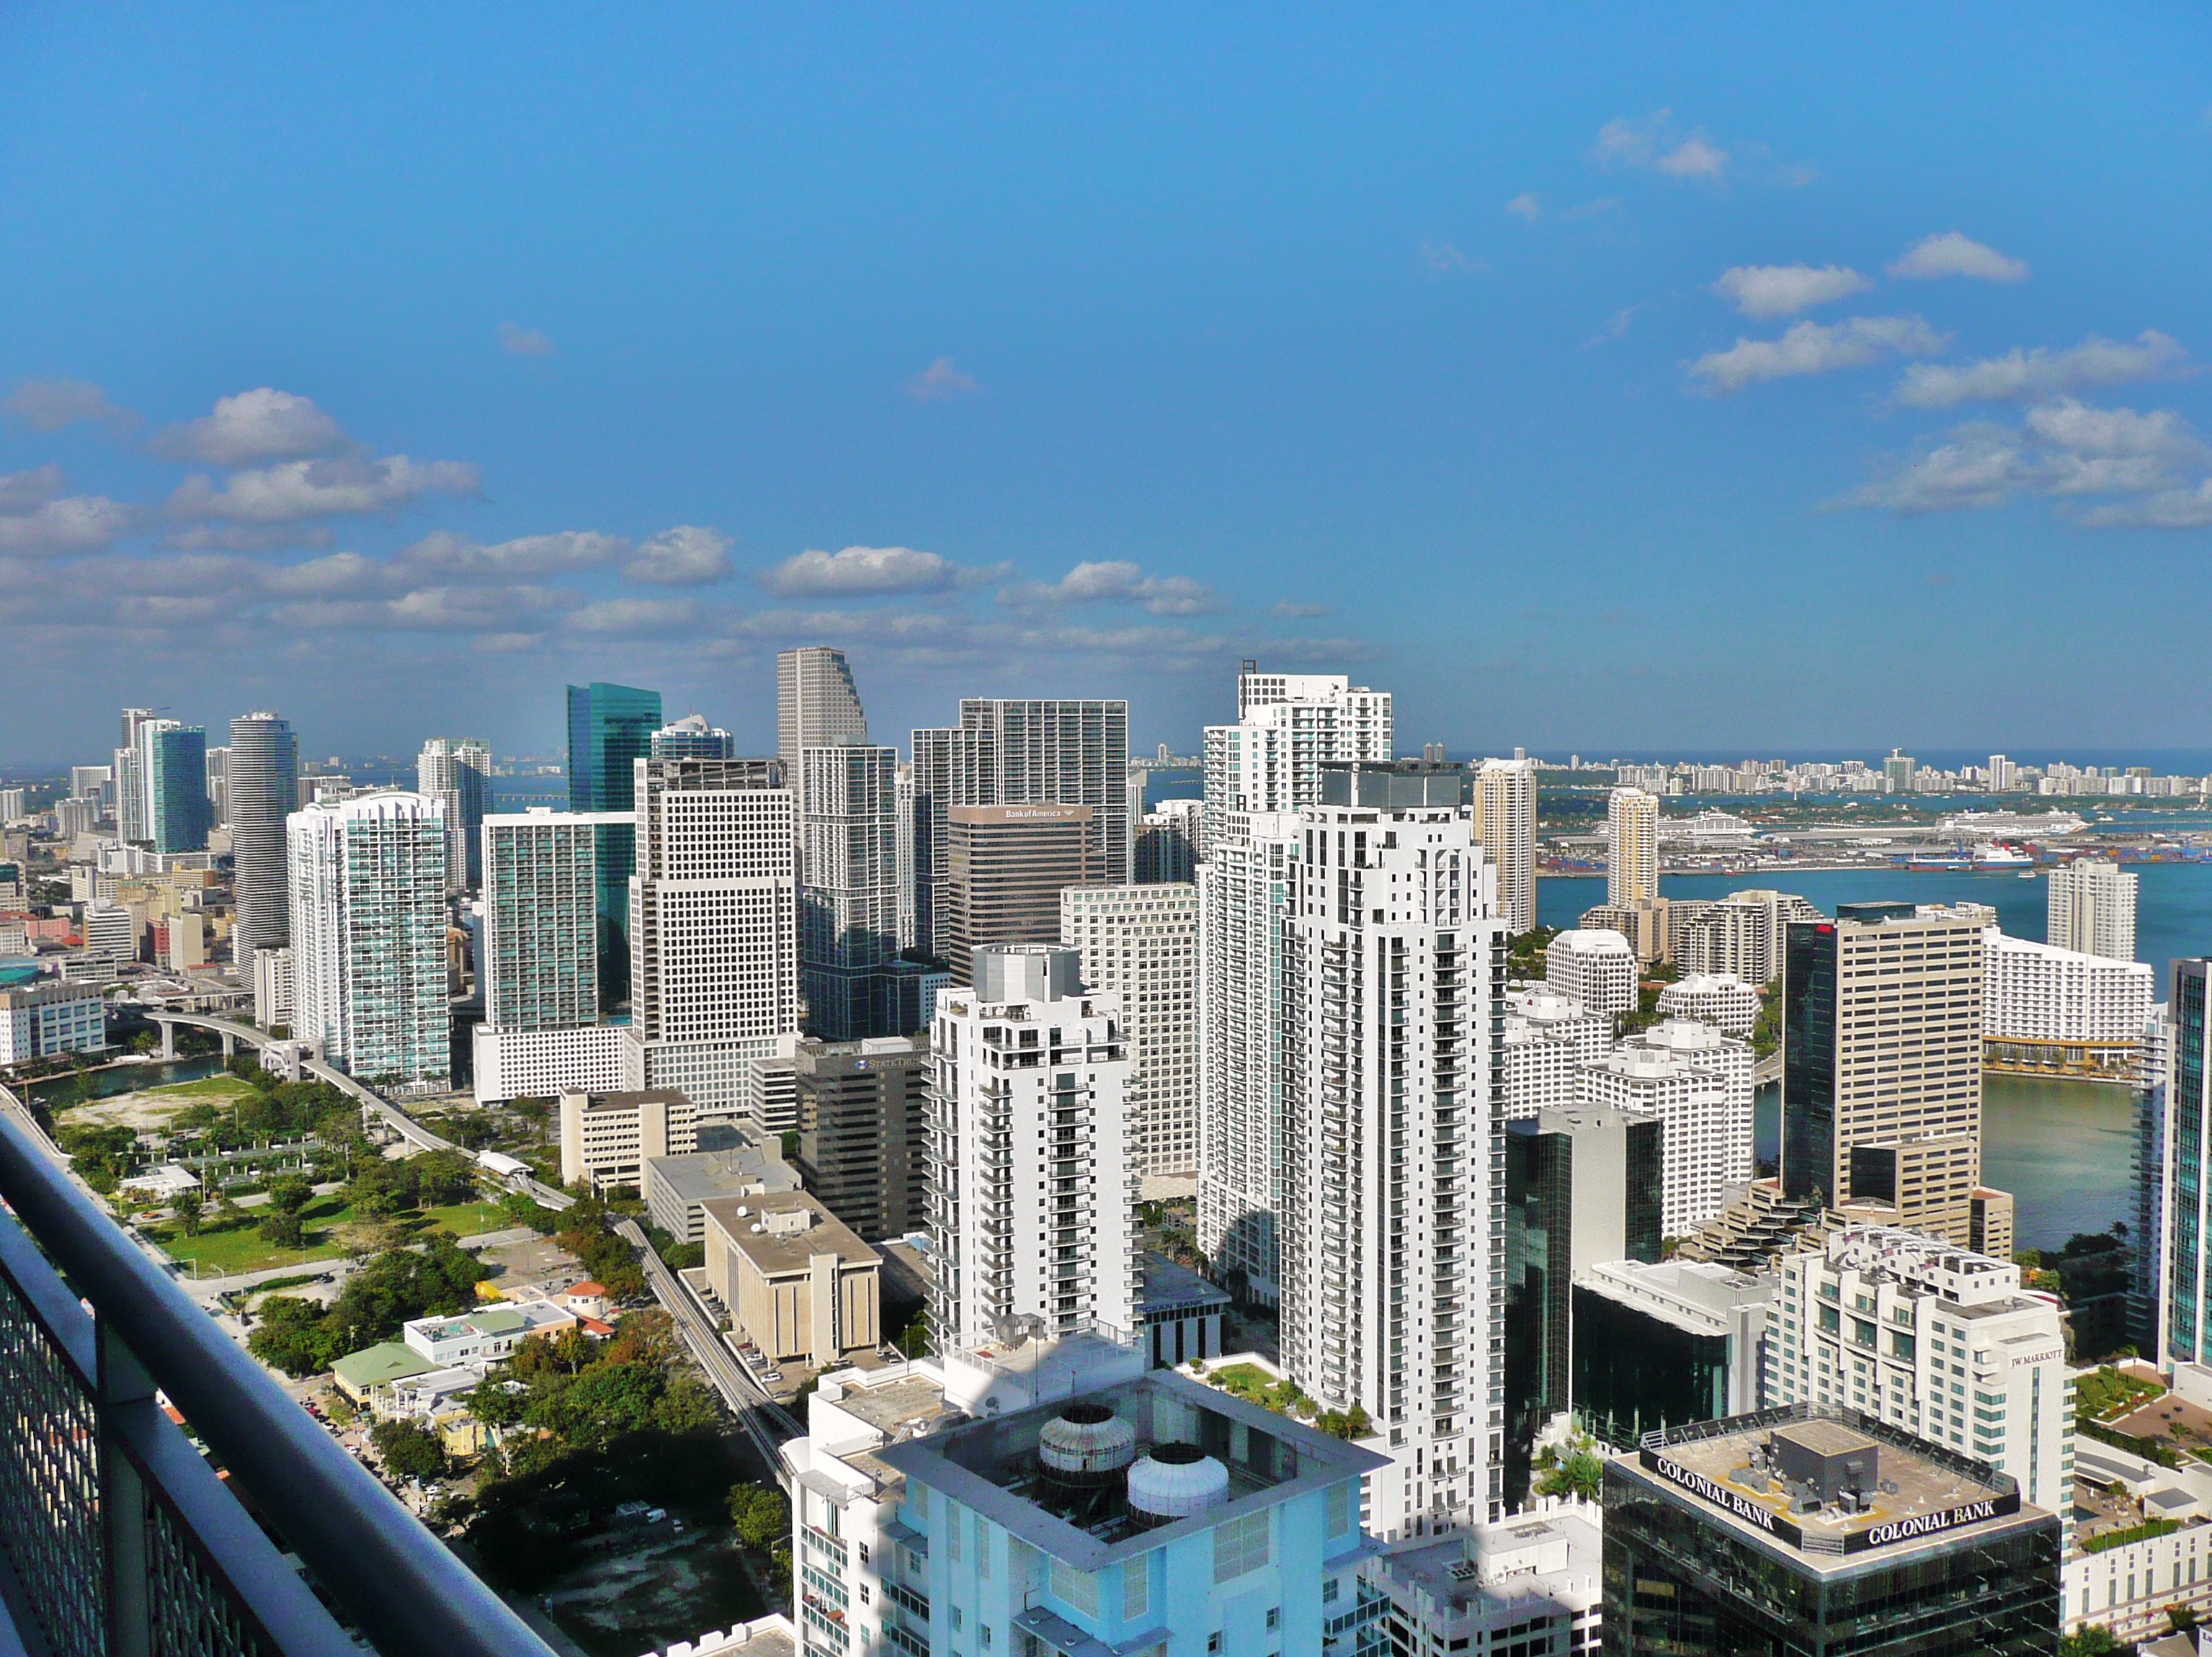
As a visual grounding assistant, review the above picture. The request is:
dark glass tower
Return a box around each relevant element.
[2168,961,2208,1364]
[1780,919,1839,1205]
[147,725,210,854]
[565,682,661,1007]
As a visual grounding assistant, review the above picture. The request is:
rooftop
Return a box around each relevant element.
[646,1141,799,1203]
[561,1086,689,1112]
[703,1191,880,1277]
[331,1341,437,1389]
[1139,1251,1232,1318]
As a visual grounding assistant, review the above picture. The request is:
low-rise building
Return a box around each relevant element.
[474,1022,630,1105]
[1365,1501,1602,1657]
[1655,971,1759,1035]
[1571,1257,1772,1451]
[330,1341,437,1408]
[2065,1439,2212,1644]
[644,1135,802,1246]
[703,1191,882,1371]
[558,1086,697,1192]
[641,1617,798,1657]
[1545,929,1636,1022]
[1136,1250,1231,1370]
[401,1303,574,1367]
[0,975,107,1063]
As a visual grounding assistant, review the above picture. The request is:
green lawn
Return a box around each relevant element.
[146,1074,258,1100]
[414,1200,511,1239]
[150,1194,360,1277]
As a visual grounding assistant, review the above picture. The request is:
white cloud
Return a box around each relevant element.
[904,357,980,401]
[762,545,963,597]
[0,466,135,556]
[624,525,731,585]
[1711,264,1872,319]
[499,323,556,357]
[153,388,346,465]
[1594,111,1729,180]
[1419,238,1484,273]
[403,529,625,576]
[0,464,64,513]
[1840,424,2028,513]
[1844,398,2210,518]
[1689,316,1949,393]
[567,597,698,633]
[2081,480,2212,529]
[1582,307,1639,349]
[1892,331,2186,408]
[1886,232,2029,282]
[4,378,135,432]
[166,454,481,527]
[1273,599,1333,618]
[1003,560,1223,617]
[1505,193,1541,221]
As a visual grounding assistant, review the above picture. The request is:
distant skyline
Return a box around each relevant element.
[5,9,2211,761]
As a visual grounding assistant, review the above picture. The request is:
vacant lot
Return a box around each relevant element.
[56,1072,259,1135]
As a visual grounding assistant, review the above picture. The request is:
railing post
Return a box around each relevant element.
[99,1318,155,1657]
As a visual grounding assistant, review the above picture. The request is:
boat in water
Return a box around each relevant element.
[1903,841,2035,870]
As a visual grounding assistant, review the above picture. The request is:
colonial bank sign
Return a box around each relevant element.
[1640,1450,2020,1555]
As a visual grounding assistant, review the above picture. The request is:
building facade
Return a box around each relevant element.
[144,722,210,855]
[942,803,1097,986]
[798,742,916,1040]
[1061,883,1200,1186]
[481,809,627,1031]
[1579,1019,1754,1237]
[793,1032,931,1243]
[566,680,661,1003]
[1545,929,1636,1022]
[2048,856,2138,961]
[0,977,107,1063]
[1672,888,1826,985]
[1605,787,1659,908]
[1983,930,2154,1081]
[1474,756,1537,934]
[776,646,869,821]
[1571,1259,1771,1452]
[651,713,736,759]
[416,736,490,890]
[1200,670,1391,855]
[226,711,297,970]
[1656,972,1760,1035]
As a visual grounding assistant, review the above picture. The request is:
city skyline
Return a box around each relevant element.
[7,11,2212,760]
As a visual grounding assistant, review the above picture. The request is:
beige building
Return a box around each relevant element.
[703,1190,881,1369]
[1606,786,1659,907]
[1061,881,1199,1187]
[1473,756,1536,934]
[942,801,1097,984]
[557,1086,696,1192]
[1672,888,1825,984]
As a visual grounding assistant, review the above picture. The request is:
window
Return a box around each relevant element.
[1122,1558,1151,1621]
[1208,1637,1223,1655]
[1215,1511,1272,1583]
[1050,1558,1100,1617]
[1323,1578,1341,1604]
[1267,1607,1280,1630]
[1326,1480,1354,1538]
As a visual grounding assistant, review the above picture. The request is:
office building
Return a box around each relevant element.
[1580,896,1677,965]
[2164,960,2212,1368]
[1545,928,1636,1022]
[651,713,736,759]
[1062,882,1200,1186]
[1368,1504,1602,1657]
[1133,797,1203,884]
[1769,1225,2071,1516]
[143,722,210,854]
[870,1368,1389,1657]
[702,1190,881,1372]
[1503,1104,1661,1501]
[202,746,227,826]
[251,944,293,1029]
[1983,930,2153,1081]
[71,763,111,803]
[0,976,107,1063]
[911,697,1130,961]
[115,705,158,841]
[1672,888,1825,985]
[777,646,868,815]
[82,900,138,965]
[1782,903,1997,1247]
[557,1086,696,1192]
[792,1033,930,1243]
[799,742,924,1040]
[566,680,661,1002]
[942,803,1097,986]
[1200,669,1391,854]
[1581,1019,1754,1236]
[1605,787,1659,908]
[926,944,1138,1349]
[625,757,800,1112]
[416,736,490,890]
[287,792,450,1091]
[480,808,628,1031]
[471,1022,629,1105]
[2049,857,2137,962]
[1502,984,1615,1119]
[226,712,298,971]
[1572,1258,1771,1452]
[1280,760,1506,1536]
[642,1133,802,1246]
[1602,1406,2059,1656]
[1474,756,1537,934]
[1656,971,1760,1035]
[895,758,921,952]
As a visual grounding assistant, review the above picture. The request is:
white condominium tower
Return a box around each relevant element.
[625,756,800,1109]
[115,706,158,840]
[777,646,868,821]
[416,736,490,890]
[651,713,736,759]
[1061,882,1199,1185]
[1280,761,1507,1536]
[925,944,1138,1347]
[287,791,450,1091]
[1606,786,1659,907]
[909,698,1131,958]
[2048,857,2138,963]
[1198,666,1391,1307]
[1473,756,1537,934]
[227,710,298,970]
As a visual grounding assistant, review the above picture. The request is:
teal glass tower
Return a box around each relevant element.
[565,682,661,1006]
[146,725,210,854]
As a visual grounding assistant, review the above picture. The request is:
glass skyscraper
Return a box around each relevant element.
[145,723,210,854]
[565,682,661,1006]
[2166,960,2208,1365]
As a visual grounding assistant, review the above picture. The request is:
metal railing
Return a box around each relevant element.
[0,1109,556,1657]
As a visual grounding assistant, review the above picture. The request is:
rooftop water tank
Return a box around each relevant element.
[1039,1403,1138,1486]
[1127,1442,1229,1527]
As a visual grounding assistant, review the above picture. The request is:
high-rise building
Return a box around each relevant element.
[2047,857,2138,962]
[942,803,1097,985]
[227,712,298,970]
[777,646,868,813]
[625,757,800,1112]
[416,736,489,890]
[1782,903,1999,1247]
[252,944,293,1030]
[1671,888,1827,984]
[1571,1258,1772,1451]
[1983,931,2154,1082]
[1605,786,1659,907]
[1579,1019,1754,1237]
[792,1033,930,1243]
[1474,756,1537,934]
[894,759,921,953]
[1502,1102,1662,1501]
[2163,960,2212,1369]
[926,944,1138,1348]
[287,792,450,1091]
[566,681,661,1004]
[911,698,1130,959]
[1988,753,2018,792]
[481,808,628,1031]
[1603,1406,2060,1656]
[202,745,228,826]
[71,763,111,803]
[1769,1225,2071,1516]
[1280,760,1506,1536]
[1061,882,1200,1186]
[1133,797,1203,883]
[143,722,210,854]
[1545,928,1636,1021]
[115,707,157,840]
[1884,748,1917,792]
[1200,669,1391,854]
[651,713,736,759]
[800,743,926,1039]
[1502,983,1615,1119]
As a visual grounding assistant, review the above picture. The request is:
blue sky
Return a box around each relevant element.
[4,7,2211,764]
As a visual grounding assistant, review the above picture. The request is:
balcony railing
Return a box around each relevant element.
[0,1109,554,1657]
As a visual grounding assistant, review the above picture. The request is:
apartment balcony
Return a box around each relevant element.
[0,1112,553,1657]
